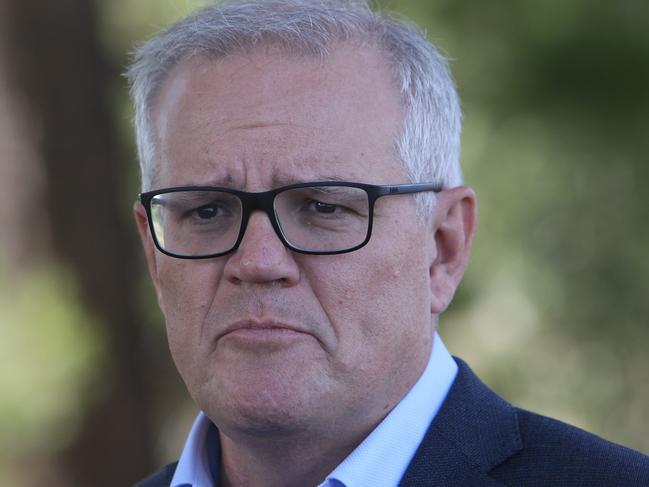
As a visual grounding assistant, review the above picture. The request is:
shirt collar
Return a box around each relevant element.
[171,333,457,487]
[171,411,215,487]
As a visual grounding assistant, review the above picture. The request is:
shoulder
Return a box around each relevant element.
[405,358,649,487]
[132,462,178,487]
[492,408,649,486]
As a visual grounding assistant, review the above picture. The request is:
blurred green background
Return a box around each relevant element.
[0,1,647,485]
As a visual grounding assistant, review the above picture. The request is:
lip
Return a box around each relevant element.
[216,319,312,342]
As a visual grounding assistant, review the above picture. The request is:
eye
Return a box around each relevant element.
[184,202,233,224]
[194,204,220,219]
[312,201,338,214]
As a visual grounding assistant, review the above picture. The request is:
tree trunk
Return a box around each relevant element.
[1,0,155,484]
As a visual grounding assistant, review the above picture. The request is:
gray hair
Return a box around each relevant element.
[126,0,463,214]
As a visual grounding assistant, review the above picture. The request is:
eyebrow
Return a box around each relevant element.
[271,174,351,186]
[297,185,365,197]
[152,191,219,210]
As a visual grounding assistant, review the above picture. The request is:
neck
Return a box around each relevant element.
[218,425,371,487]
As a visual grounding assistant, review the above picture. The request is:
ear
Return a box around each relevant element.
[428,186,477,315]
[134,201,165,312]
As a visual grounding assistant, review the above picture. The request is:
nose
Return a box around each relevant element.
[223,211,300,286]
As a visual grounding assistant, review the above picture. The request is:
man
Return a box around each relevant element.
[128,1,649,486]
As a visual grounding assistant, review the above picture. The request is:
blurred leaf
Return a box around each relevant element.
[0,265,105,456]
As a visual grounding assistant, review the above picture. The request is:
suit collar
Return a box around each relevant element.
[399,358,522,487]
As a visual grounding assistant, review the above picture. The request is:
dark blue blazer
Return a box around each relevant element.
[134,359,649,486]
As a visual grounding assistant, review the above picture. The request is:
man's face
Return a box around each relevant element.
[137,44,449,438]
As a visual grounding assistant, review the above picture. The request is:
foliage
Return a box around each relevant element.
[0,264,104,483]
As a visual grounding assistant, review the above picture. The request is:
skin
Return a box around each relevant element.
[135,43,476,487]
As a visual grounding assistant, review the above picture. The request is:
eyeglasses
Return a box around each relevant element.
[139,181,441,259]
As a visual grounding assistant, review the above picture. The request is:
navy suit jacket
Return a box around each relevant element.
[134,359,649,486]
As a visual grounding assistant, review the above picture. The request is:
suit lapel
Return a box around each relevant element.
[399,359,522,487]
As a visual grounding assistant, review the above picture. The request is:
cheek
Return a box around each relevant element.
[158,258,221,312]
[306,249,433,405]
[156,259,223,374]
[313,245,432,347]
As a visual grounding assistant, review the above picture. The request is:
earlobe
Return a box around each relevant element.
[428,186,477,315]
[133,201,165,311]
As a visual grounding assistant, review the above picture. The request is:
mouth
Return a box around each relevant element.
[216,319,312,346]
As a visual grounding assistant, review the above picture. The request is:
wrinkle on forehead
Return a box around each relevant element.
[152,43,407,191]
[169,159,360,190]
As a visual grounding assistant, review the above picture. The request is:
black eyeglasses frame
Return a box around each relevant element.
[139,181,442,259]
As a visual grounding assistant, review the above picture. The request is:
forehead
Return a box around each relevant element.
[152,43,407,188]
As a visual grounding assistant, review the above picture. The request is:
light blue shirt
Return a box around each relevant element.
[171,333,458,487]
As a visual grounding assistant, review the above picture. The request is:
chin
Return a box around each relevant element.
[195,370,328,437]
[209,397,317,440]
